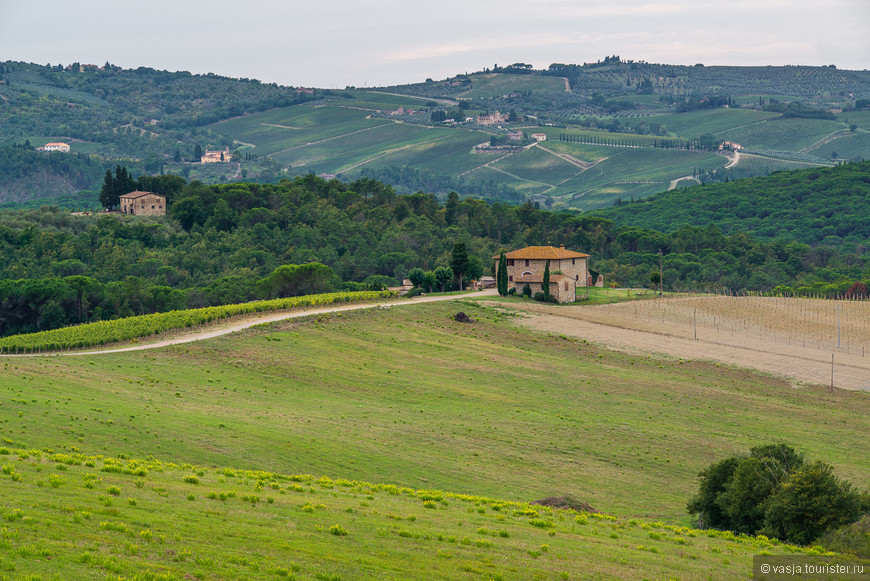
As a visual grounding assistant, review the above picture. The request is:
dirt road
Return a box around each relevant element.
[7,290,497,357]
[486,297,870,392]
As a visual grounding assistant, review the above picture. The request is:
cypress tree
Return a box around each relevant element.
[543,260,551,301]
[99,169,114,208]
[497,252,508,296]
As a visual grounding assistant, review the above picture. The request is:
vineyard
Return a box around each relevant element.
[0,290,394,354]
[509,293,870,391]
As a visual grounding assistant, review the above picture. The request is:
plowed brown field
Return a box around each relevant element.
[491,295,870,391]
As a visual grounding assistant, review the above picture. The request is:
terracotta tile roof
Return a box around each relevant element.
[492,245,589,260]
[514,273,572,284]
[119,191,163,199]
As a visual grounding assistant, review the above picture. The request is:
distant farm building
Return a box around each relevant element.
[494,245,590,303]
[119,191,166,216]
[477,111,508,125]
[531,133,547,142]
[201,147,231,164]
[41,142,70,152]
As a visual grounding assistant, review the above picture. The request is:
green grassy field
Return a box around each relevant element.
[547,148,726,207]
[454,74,568,99]
[2,300,867,518]
[210,106,385,156]
[1,298,868,578]
[721,118,845,151]
[346,90,444,109]
[0,449,825,581]
[734,153,833,174]
[534,141,613,163]
[271,122,439,171]
[840,110,870,131]
[805,130,870,161]
[349,130,495,177]
[648,109,779,138]
[530,127,675,148]
[489,146,583,186]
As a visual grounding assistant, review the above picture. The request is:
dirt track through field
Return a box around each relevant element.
[488,295,870,392]
[7,291,497,357]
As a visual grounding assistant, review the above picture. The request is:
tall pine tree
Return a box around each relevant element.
[450,242,470,291]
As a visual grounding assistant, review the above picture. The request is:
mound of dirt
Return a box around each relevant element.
[453,312,475,323]
[531,497,600,513]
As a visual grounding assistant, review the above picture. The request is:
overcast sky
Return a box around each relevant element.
[1,0,867,88]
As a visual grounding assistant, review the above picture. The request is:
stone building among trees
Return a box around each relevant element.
[201,146,231,164]
[119,191,166,216]
[494,245,589,302]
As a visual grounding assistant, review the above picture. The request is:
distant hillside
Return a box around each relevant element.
[3,59,870,208]
[594,160,870,253]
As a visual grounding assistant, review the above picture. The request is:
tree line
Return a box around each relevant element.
[2,169,870,336]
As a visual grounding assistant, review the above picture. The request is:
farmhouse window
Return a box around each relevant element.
[572,258,575,265]
[564,282,569,291]
[508,259,514,266]
[508,275,513,282]
[525,259,529,266]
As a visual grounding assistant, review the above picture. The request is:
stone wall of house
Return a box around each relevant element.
[506,258,588,286]
[121,194,166,216]
[508,277,576,302]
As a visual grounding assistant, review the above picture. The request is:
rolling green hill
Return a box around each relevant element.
[2,300,868,515]
[0,298,867,578]
[4,59,868,209]
[594,160,870,251]
[0,447,828,581]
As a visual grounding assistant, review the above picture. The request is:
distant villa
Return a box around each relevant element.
[201,147,231,164]
[40,142,70,152]
[477,111,508,125]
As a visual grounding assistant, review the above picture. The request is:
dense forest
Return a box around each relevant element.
[595,161,870,252]
[1,169,869,336]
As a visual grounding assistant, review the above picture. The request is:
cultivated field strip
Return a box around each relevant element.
[0,291,395,354]
[504,295,870,391]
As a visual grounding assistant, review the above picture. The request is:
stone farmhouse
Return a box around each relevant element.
[493,245,590,303]
[119,191,166,216]
[201,146,231,164]
[477,111,508,125]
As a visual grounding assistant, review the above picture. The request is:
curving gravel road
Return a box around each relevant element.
[4,290,498,357]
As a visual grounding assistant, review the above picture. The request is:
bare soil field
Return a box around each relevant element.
[489,294,870,391]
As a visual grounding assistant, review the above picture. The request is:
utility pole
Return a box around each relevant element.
[658,249,664,296]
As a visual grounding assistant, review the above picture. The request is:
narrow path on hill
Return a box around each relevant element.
[800,129,851,154]
[337,134,450,173]
[724,150,740,169]
[10,290,498,357]
[264,122,393,159]
[668,176,701,190]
